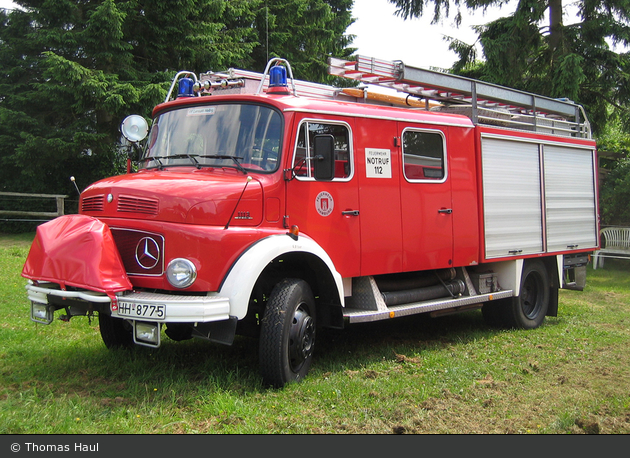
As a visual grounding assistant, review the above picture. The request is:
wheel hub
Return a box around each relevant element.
[288,305,315,370]
[521,272,543,318]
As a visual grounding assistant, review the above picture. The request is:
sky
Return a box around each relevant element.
[348,0,511,69]
[0,0,598,70]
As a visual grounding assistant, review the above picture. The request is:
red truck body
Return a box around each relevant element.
[23,57,599,386]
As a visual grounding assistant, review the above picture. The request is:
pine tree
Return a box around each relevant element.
[0,0,355,197]
[388,0,630,136]
[250,0,356,82]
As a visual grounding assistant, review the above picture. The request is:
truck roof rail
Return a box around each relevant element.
[193,63,353,101]
[328,55,592,139]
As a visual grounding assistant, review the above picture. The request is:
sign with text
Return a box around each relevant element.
[365,148,392,178]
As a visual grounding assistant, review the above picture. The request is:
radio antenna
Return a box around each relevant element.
[70,176,81,195]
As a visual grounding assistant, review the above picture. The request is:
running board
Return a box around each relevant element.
[343,290,514,324]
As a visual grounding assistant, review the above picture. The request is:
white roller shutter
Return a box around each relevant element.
[544,145,597,251]
[482,138,543,258]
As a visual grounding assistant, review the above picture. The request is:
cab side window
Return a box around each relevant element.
[294,121,352,180]
[402,129,446,182]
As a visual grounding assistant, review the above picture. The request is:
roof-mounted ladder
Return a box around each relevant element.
[328,55,592,139]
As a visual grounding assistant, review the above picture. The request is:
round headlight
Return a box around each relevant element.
[166,258,197,288]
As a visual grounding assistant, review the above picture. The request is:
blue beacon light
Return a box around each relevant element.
[267,64,290,94]
[177,77,195,98]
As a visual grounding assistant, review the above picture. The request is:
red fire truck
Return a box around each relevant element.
[22,56,599,387]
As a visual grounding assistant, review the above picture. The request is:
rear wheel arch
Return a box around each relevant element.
[482,258,556,329]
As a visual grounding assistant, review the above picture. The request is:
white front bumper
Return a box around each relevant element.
[26,282,231,324]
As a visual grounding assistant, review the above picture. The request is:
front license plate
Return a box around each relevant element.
[117,302,166,320]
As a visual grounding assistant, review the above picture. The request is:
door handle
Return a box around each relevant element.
[438,208,453,214]
[342,210,360,216]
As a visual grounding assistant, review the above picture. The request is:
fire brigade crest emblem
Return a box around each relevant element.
[315,191,334,217]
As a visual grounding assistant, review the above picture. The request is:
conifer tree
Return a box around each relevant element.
[251,0,355,82]
[0,0,355,196]
[388,0,630,136]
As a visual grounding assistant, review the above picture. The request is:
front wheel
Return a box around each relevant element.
[259,279,316,388]
[99,313,134,349]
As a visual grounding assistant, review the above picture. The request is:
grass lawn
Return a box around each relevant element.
[1,233,629,434]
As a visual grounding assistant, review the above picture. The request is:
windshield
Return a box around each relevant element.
[142,103,283,172]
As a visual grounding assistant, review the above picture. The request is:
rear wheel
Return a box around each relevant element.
[99,313,134,349]
[482,260,550,329]
[481,298,508,327]
[506,260,550,329]
[259,279,316,388]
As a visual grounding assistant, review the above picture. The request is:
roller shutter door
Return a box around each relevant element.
[544,145,597,251]
[482,138,543,258]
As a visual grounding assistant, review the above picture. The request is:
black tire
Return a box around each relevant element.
[504,260,550,329]
[259,279,316,388]
[481,298,509,328]
[165,324,193,342]
[99,312,134,349]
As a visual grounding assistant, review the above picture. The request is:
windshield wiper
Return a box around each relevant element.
[139,156,165,170]
[141,154,247,174]
[139,154,201,169]
[175,153,201,169]
[198,155,248,174]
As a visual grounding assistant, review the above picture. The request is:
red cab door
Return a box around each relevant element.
[284,116,361,278]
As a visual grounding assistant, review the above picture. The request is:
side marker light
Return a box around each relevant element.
[287,225,299,241]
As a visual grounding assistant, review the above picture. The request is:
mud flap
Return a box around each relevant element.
[547,284,559,317]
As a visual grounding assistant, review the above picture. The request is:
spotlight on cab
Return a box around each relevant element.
[120,115,149,143]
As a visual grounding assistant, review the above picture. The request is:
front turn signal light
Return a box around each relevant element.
[288,225,299,241]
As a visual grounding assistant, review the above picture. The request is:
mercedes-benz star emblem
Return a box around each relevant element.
[135,237,160,270]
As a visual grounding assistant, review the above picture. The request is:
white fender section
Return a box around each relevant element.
[217,233,345,320]
[489,259,524,297]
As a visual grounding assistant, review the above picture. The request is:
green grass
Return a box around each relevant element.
[1,233,629,434]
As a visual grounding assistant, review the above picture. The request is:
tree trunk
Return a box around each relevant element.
[548,0,564,52]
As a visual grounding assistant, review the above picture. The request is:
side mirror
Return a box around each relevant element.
[313,134,336,181]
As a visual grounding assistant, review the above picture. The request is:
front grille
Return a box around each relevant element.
[110,228,164,276]
[81,195,104,212]
[117,195,159,215]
